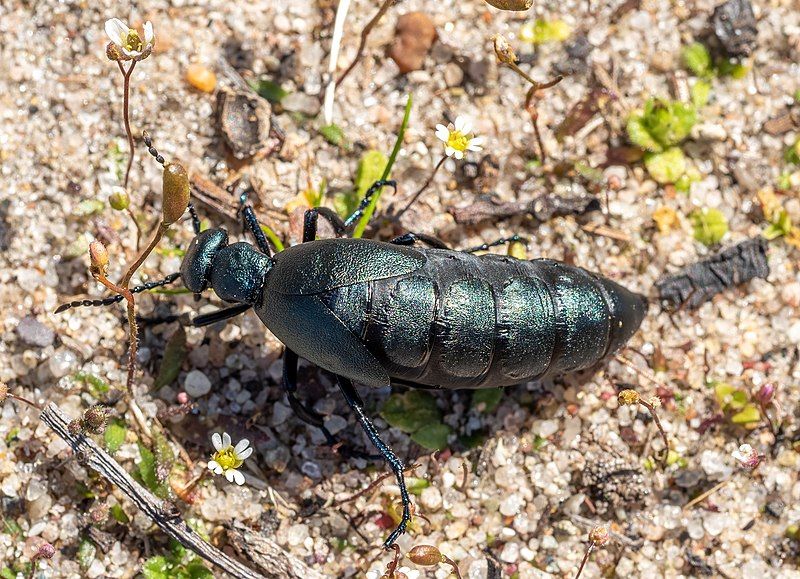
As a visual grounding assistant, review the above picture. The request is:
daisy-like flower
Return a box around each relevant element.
[435,115,485,160]
[208,432,253,485]
[105,18,154,61]
[732,443,761,470]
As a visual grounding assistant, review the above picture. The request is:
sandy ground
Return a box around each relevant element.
[1,0,800,577]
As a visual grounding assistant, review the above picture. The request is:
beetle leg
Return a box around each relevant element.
[281,349,340,445]
[463,234,528,254]
[54,273,181,314]
[190,303,253,327]
[303,207,346,242]
[342,180,397,229]
[187,203,202,235]
[389,232,450,249]
[236,188,273,257]
[335,376,411,549]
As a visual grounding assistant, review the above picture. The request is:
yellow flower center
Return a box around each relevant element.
[446,130,470,153]
[212,446,243,471]
[122,29,143,53]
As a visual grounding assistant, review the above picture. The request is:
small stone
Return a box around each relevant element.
[499,541,519,563]
[702,512,726,536]
[765,498,785,518]
[49,348,77,379]
[186,64,217,93]
[17,316,54,347]
[272,402,292,426]
[300,461,321,479]
[281,92,321,116]
[443,62,464,87]
[183,370,212,397]
[389,12,437,74]
[483,0,533,9]
[420,486,443,511]
[286,523,309,547]
[712,0,758,58]
[323,414,347,435]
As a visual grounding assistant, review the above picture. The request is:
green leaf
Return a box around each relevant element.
[642,99,696,148]
[72,371,111,397]
[104,418,127,454]
[352,94,413,238]
[731,404,761,425]
[137,443,168,498]
[717,59,748,79]
[77,538,96,570]
[142,555,170,579]
[248,78,288,103]
[785,139,800,165]
[380,391,441,434]
[410,423,451,450]
[460,431,488,449]
[110,504,129,524]
[74,199,105,216]
[154,326,187,389]
[626,115,663,152]
[184,559,214,578]
[691,80,712,108]
[644,147,687,184]
[764,209,792,240]
[520,19,572,44]
[472,388,503,413]
[683,42,713,77]
[319,124,346,147]
[1,568,15,579]
[691,208,728,246]
[355,150,389,199]
[406,477,430,495]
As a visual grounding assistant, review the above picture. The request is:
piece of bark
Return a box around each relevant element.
[450,193,600,225]
[40,403,302,579]
[656,237,770,310]
[227,521,326,579]
[711,0,758,58]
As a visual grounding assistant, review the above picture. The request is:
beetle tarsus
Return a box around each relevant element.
[54,272,181,313]
[389,231,450,249]
[237,188,273,256]
[190,303,252,327]
[336,376,411,549]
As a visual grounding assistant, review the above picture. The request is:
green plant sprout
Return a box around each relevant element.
[690,208,728,246]
[682,42,749,80]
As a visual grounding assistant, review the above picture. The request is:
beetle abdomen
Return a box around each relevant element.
[319,249,646,389]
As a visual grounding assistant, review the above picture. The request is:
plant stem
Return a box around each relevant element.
[639,397,670,462]
[119,222,168,289]
[94,273,137,393]
[7,392,42,411]
[335,0,395,87]
[574,542,596,579]
[396,155,446,218]
[117,60,142,250]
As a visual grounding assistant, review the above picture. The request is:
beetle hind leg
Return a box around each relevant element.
[336,376,411,549]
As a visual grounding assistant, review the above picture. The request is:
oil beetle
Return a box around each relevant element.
[58,175,647,549]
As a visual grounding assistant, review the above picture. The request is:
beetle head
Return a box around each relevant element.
[180,227,272,305]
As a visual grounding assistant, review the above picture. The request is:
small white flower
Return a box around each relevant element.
[434,115,485,160]
[208,432,253,485]
[397,567,420,579]
[732,443,761,470]
[105,18,154,61]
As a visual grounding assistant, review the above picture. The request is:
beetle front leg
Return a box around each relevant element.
[335,376,411,549]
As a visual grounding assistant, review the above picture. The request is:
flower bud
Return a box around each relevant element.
[34,542,56,560]
[105,42,128,61]
[618,389,640,406]
[68,419,83,436]
[484,0,534,10]
[109,187,130,211]
[88,241,109,276]
[756,383,776,406]
[82,405,109,434]
[589,525,610,546]
[89,502,110,525]
[408,545,444,566]
[492,34,518,65]
[162,162,190,225]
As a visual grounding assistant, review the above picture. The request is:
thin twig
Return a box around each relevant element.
[574,542,595,579]
[94,272,137,393]
[40,403,270,579]
[323,0,352,125]
[396,156,446,218]
[339,463,420,505]
[336,0,395,87]
[682,478,730,510]
[7,392,42,411]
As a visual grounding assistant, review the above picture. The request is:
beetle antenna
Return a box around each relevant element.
[141,130,166,166]
[55,272,180,314]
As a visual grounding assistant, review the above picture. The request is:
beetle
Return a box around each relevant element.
[177,180,647,548]
[57,178,647,549]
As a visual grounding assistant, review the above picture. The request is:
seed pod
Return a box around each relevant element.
[89,241,109,276]
[483,0,534,10]
[108,187,130,211]
[0,382,7,404]
[83,405,109,434]
[34,543,56,560]
[589,525,610,546]
[68,419,83,436]
[162,162,190,225]
[105,42,127,61]
[492,34,518,64]
[618,389,640,405]
[408,545,444,566]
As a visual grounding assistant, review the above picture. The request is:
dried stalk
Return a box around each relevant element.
[335,0,395,87]
[41,403,312,579]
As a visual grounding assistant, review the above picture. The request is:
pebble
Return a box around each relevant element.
[48,348,77,379]
[323,414,347,435]
[185,63,216,93]
[443,62,464,87]
[287,523,310,547]
[300,461,321,479]
[282,92,321,117]
[17,316,54,347]
[272,402,293,426]
[183,370,212,397]
[499,541,519,563]
[389,12,437,74]
[420,486,443,511]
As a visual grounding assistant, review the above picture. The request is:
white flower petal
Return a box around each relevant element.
[454,115,467,133]
[237,447,254,460]
[469,136,486,148]
[232,470,245,485]
[208,461,223,475]
[234,439,250,454]
[444,146,456,157]
[121,46,141,57]
[211,433,222,451]
[454,150,465,160]
[435,125,450,142]
[105,18,128,44]
[222,432,231,448]
[460,119,473,135]
[143,21,154,43]
[225,469,235,483]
